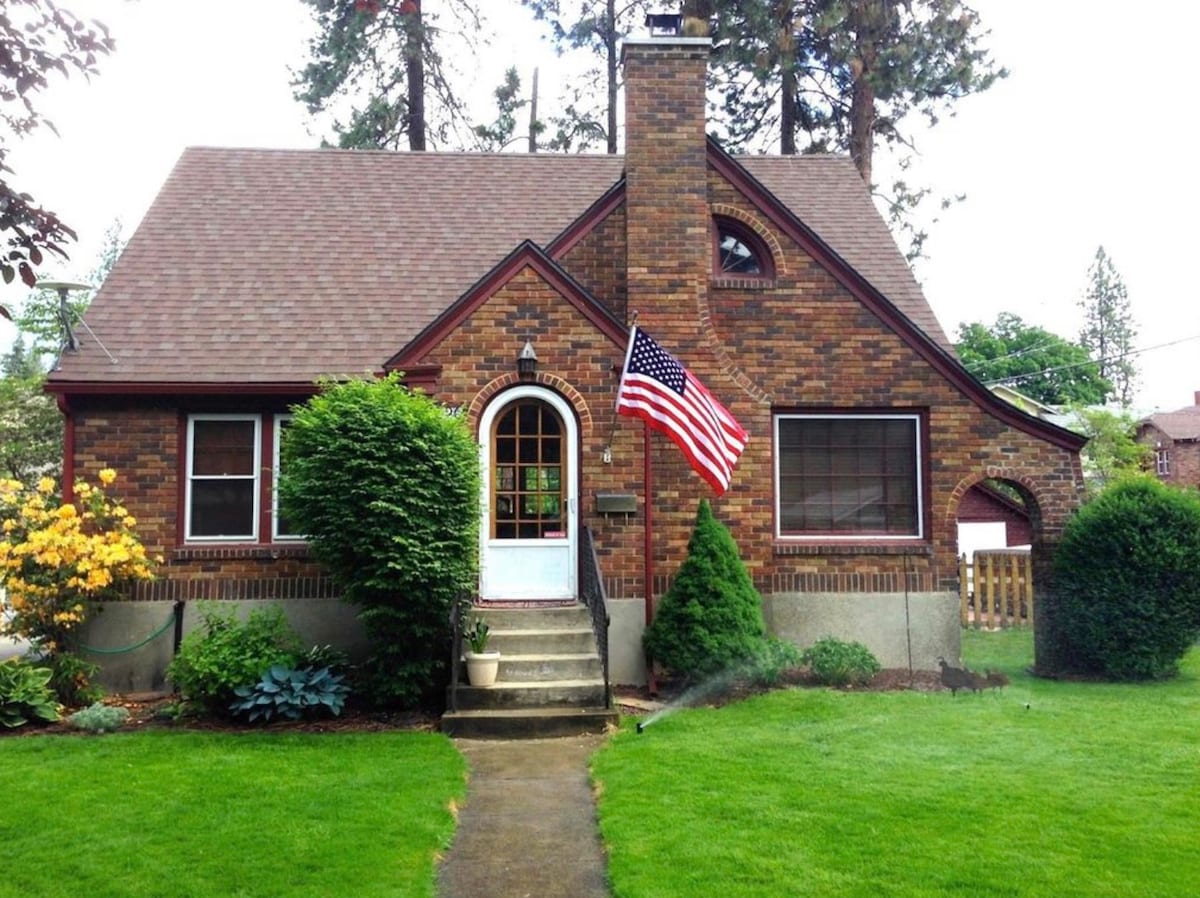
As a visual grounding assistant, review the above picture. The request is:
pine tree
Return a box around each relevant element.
[642,499,767,681]
[1079,246,1137,407]
[519,0,655,153]
[708,0,1004,260]
[293,0,480,151]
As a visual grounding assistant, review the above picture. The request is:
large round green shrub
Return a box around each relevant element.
[1054,477,1200,679]
[279,374,480,708]
[643,499,768,681]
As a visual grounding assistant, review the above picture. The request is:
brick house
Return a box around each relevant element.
[1138,393,1200,488]
[47,22,1084,695]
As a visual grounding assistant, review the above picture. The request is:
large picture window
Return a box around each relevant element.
[186,415,260,540]
[775,414,923,539]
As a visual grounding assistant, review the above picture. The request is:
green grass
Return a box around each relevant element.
[0,730,465,898]
[594,631,1200,898]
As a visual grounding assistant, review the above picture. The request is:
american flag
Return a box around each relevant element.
[616,326,748,495]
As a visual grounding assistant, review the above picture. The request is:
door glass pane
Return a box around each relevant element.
[491,400,568,540]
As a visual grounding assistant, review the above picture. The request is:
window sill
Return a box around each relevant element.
[773,541,932,557]
[173,543,310,562]
[712,276,776,290]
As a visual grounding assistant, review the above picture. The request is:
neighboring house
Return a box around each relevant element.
[957,483,1033,557]
[46,20,1085,692]
[1137,392,1200,488]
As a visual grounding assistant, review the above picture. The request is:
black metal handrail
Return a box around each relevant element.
[579,525,611,708]
[448,590,466,713]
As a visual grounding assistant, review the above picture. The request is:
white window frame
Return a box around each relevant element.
[185,414,261,542]
[272,414,304,542]
[1156,448,1170,476]
[773,412,924,541]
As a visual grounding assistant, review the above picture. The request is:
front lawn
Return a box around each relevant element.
[0,730,465,898]
[593,631,1199,897]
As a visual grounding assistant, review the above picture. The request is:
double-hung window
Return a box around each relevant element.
[775,413,923,539]
[186,415,261,541]
[1155,448,1170,477]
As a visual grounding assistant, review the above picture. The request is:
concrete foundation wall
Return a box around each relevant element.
[82,599,368,693]
[82,592,958,692]
[764,591,961,670]
[607,591,959,686]
[607,597,649,686]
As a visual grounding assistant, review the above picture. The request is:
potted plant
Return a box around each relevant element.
[463,616,501,687]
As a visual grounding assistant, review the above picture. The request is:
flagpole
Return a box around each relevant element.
[644,420,657,696]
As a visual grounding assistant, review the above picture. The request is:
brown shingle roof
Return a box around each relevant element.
[739,155,952,350]
[50,146,947,385]
[1144,404,1200,441]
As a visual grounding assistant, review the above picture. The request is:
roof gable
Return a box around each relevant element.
[1143,405,1200,441]
[386,240,627,374]
[704,139,1084,452]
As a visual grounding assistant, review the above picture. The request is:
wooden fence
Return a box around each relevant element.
[959,549,1033,628]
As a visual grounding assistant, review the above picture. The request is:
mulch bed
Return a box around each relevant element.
[9,668,956,737]
[614,667,950,715]
[2,692,440,738]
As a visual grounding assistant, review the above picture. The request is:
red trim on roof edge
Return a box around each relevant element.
[704,138,1085,453]
[546,178,626,258]
[45,381,325,397]
[386,240,628,371]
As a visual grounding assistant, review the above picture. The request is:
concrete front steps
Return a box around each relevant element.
[442,603,618,738]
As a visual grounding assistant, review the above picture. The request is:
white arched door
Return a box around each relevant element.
[478,386,578,601]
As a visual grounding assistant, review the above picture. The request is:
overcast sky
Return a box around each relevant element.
[2,0,1196,411]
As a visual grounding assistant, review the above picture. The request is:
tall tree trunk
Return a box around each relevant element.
[847,0,881,182]
[848,71,874,182]
[778,0,797,155]
[529,66,539,152]
[606,0,618,154]
[405,1,426,150]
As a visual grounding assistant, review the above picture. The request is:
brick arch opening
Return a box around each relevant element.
[945,468,1051,632]
[710,203,787,276]
[467,372,593,441]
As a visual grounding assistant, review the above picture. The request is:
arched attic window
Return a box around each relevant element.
[714,216,774,280]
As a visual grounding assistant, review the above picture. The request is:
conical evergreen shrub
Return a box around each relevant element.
[643,499,768,680]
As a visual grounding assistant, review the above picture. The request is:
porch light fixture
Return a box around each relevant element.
[517,340,538,380]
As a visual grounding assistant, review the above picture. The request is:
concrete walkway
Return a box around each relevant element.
[437,735,611,898]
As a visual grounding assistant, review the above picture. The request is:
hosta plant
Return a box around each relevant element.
[0,659,60,728]
[230,665,350,723]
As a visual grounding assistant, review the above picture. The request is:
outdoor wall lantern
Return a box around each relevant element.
[517,340,538,380]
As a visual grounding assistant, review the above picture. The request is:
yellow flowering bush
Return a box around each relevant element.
[0,469,156,703]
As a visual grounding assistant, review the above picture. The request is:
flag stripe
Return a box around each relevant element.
[615,326,748,495]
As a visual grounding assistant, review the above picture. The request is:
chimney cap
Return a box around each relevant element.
[645,13,683,36]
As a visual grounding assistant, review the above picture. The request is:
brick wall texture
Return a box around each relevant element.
[67,39,1083,609]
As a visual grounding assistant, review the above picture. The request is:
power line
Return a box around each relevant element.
[985,333,1200,388]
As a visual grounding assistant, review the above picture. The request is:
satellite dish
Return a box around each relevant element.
[34,280,93,352]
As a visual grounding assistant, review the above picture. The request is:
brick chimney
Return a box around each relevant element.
[622,15,712,348]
